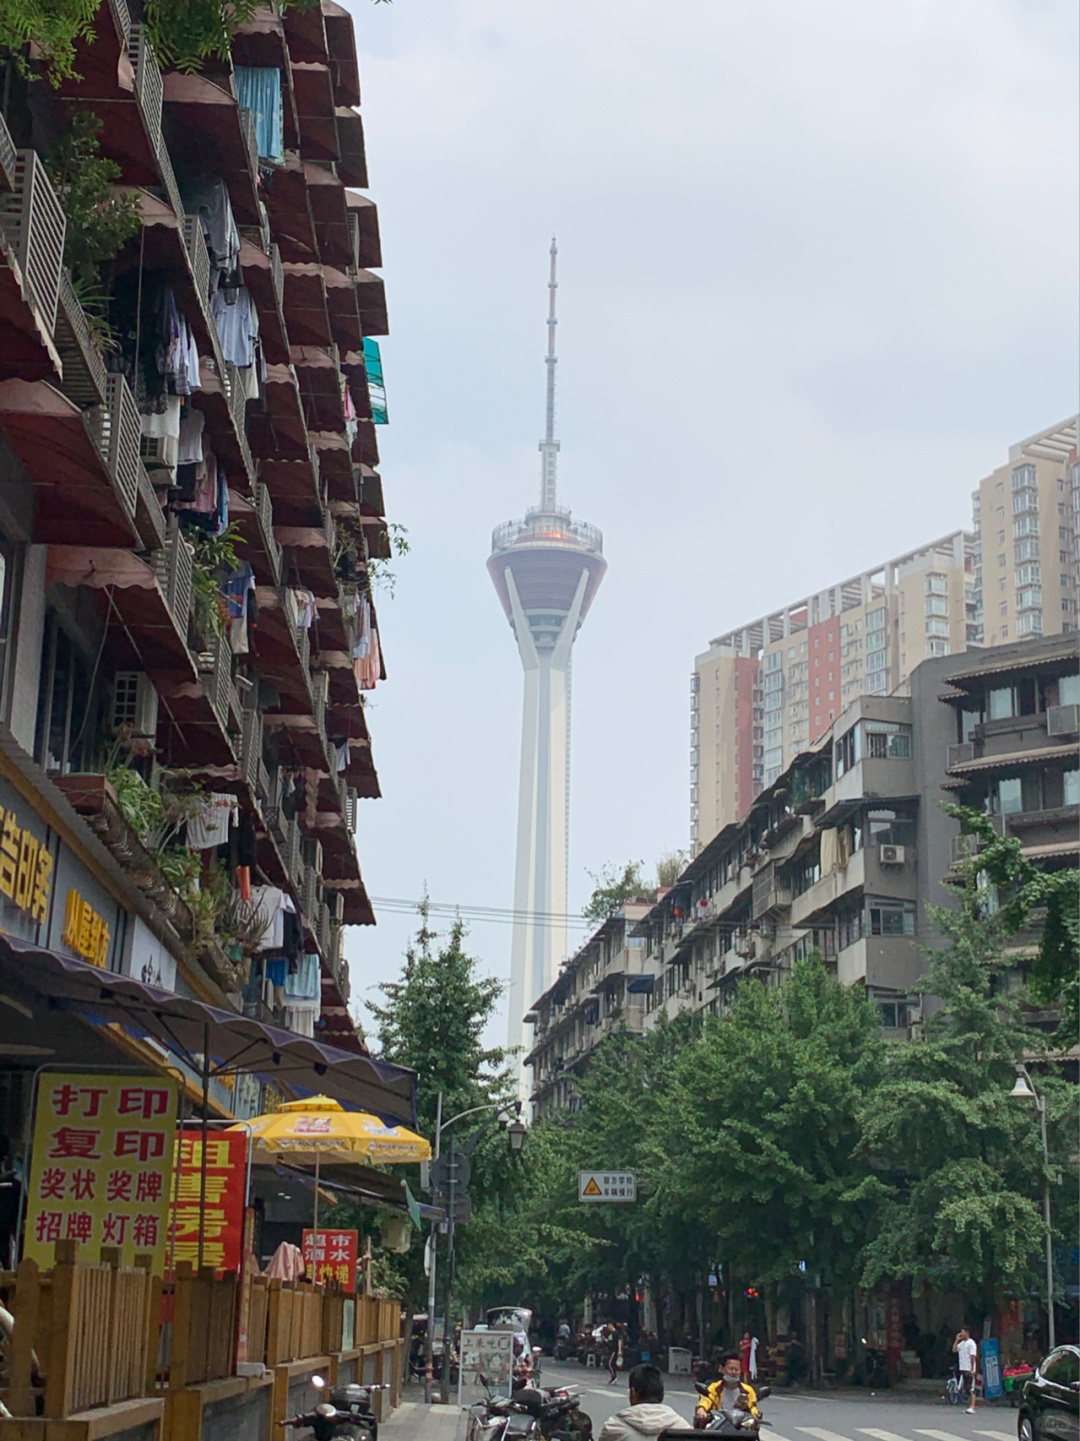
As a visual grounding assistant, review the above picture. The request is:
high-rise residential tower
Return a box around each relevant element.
[488,242,606,1097]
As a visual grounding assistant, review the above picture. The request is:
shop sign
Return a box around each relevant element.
[0,797,53,928]
[61,888,111,967]
[981,1338,1003,1399]
[121,915,177,992]
[169,1130,247,1273]
[25,1072,178,1269]
[302,1228,358,1290]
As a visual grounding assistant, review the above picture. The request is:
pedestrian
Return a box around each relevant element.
[596,1363,684,1441]
[739,1332,752,1381]
[953,1326,978,1414]
[608,1325,622,1384]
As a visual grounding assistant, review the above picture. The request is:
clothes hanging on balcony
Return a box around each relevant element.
[225,562,257,654]
[234,67,284,162]
[292,587,316,628]
[211,284,259,368]
[187,792,238,850]
[181,176,241,273]
[142,394,182,440]
[284,952,321,1002]
[335,742,349,774]
[177,406,205,465]
[251,884,296,952]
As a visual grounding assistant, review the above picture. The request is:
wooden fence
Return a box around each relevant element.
[166,1263,239,1388]
[3,1242,159,1418]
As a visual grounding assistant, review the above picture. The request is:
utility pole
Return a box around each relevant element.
[423,1092,441,1405]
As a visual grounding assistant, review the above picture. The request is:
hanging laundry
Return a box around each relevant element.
[186,792,238,850]
[225,562,256,653]
[177,406,205,465]
[180,176,241,273]
[250,884,296,952]
[292,587,316,629]
[211,284,259,368]
[334,741,349,774]
[233,67,284,162]
[284,952,321,1002]
[141,394,181,441]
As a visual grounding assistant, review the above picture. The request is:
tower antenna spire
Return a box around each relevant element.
[539,237,560,510]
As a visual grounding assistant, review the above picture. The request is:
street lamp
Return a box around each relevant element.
[424,1098,526,1404]
[1008,1064,1055,1351]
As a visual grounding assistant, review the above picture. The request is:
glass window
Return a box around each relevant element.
[987,686,1013,720]
[925,596,949,616]
[1041,1350,1079,1385]
[1064,769,1079,807]
[869,903,915,937]
[1059,674,1080,706]
[997,777,1022,814]
[925,574,948,595]
[926,618,950,637]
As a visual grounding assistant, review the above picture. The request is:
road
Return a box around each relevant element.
[537,1361,1018,1441]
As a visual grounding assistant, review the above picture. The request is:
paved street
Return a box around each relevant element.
[538,1362,1020,1441]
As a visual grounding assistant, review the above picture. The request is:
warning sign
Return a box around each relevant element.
[579,1170,636,1202]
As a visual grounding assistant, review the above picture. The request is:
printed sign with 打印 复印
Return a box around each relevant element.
[302,1228,358,1290]
[26,1073,178,1269]
[170,1130,247,1273]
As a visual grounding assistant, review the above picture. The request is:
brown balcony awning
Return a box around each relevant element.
[292,64,339,161]
[262,154,317,261]
[945,743,1079,778]
[322,2,361,106]
[292,345,346,432]
[261,453,322,511]
[355,269,388,337]
[311,429,353,496]
[227,488,280,586]
[351,419,379,469]
[231,7,288,67]
[285,3,329,63]
[304,165,351,267]
[282,261,332,347]
[323,266,361,351]
[0,380,139,547]
[45,546,195,682]
[275,525,337,597]
[251,586,316,708]
[240,239,290,364]
[335,109,367,189]
[162,72,261,225]
[250,364,310,456]
[344,191,381,268]
[0,933,412,1121]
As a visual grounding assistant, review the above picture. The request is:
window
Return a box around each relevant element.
[867,648,887,673]
[763,651,781,673]
[995,774,1043,815]
[34,613,106,776]
[998,554,1006,566]
[869,901,915,937]
[997,531,1005,544]
[866,606,887,631]
[926,638,950,657]
[1017,611,1043,636]
[1059,674,1080,706]
[1013,515,1040,537]
[1015,538,1040,561]
[926,618,949,637]
[1016,587,1042,611]
[1064,769,1079,806]
[1012,491,1037,515]
[1041,1350,1080,1386]
[925,596,949,616]
[1012,463,1036,490]
[835,725,860,776]
[1015,563,1041,586]
[925,575,948,596]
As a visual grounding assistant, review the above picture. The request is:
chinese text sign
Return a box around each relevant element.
[26,1073,178,1269]
[169,1130,247,1274]
[302,1228,358,1290]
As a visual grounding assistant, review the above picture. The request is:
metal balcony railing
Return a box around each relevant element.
[345,787,358,833]
[0,149,66,332]
[55,269,108,408]
[284,815,302,888]
[301,863,318,922]
[269,243,285,309]
[152,518,194,639]
[255,481,282,584]
[201,633,233,735]
[238,105,259,182]
[0,112,16,192]
[182,213,212,304]
[317,900,331,957]
[224,363,255,478]
[240,703,263,791]
[86,373,142,519]
[947,741,976,769]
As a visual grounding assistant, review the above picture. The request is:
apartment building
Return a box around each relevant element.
[524,902,652,1117]
[0,1,393,1094]
[691,532,975,852]
[651,636,1078,1039]
[970,418,1079,649]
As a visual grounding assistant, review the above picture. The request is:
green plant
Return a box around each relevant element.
[189,523,242,638]
[109,764,167,846]
[156,844,201,897]
[582,860,647,922]
[0,0,99,79]
[45,112,140,350]
[367,522,410,598]
[142,0,319,73]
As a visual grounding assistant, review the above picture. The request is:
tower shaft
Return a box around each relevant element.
[539,238,560,512]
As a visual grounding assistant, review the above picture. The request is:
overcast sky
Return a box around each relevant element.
[340,0,1079,1049]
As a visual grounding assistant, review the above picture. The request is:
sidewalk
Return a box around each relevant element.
[383,1385,464,1441]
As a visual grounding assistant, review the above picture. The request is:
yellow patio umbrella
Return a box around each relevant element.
[229,1096,431,1230]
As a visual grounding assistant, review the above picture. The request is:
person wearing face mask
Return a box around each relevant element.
[693,1353,761,1430]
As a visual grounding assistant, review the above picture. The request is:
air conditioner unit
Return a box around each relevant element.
[112,671,159,738]
[734,937,756,959]
[1047,703,1080,737]
[880,844,906,865]
[140,432,178,474]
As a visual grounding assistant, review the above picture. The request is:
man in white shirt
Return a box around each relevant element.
[953,1327,978,1414]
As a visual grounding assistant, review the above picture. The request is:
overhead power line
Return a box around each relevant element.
[370,896,595,930]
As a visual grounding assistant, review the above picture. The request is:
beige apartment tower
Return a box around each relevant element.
[971,418,1078,649]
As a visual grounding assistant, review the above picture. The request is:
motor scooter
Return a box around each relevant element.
[285,1374,390,1441]
[662,1381,772,1439]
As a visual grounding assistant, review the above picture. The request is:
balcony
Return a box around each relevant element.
[293,343,347,432]
[0,373,143,547]
[282,262,332,346]
[337,110,368,189]
[251,586,316,713]
[0,146,65,381]
[836,936,922,993]
[228,480,283,586]
[344,192,382,269]
[305,166,352,268]
[262,152,318,261]
[292,63,339,161]
[162,73,261,225]
[323,266,361,351]
[789,845,916,928]
[53,269,107,409]
[240,237,290,364]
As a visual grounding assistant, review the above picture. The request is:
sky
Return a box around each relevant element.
[339,0,1080,1048]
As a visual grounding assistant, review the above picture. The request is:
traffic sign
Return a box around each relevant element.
[432,1148,471,1194]
[579,1170,636,1202]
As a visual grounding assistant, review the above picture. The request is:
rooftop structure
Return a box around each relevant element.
[487,241,606,1098]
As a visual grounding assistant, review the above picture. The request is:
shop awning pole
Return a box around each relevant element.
[198,1022,210,1270]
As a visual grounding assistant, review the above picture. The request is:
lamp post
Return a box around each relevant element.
[1008,1065,1055,1351]
[424,1098,525,1404]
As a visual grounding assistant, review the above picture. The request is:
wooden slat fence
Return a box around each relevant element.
[166,1263,238,1388]
[3,1242,159,1418]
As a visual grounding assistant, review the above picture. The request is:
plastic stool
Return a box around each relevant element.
[586,1354,596,1369]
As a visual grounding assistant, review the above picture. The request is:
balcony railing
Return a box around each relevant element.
[201,632,234,735]
[152,518,194,639]
[0,149,66,332]
[54,269,108,408]
[240,704,263,791]
[0,111,17,192]
[225,362,255,478]
[947,741,975,768]
[84,373,143,521]
[254,481,282,584]
[345,786,358,833]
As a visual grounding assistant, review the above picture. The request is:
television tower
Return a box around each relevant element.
[488,240,607,1100]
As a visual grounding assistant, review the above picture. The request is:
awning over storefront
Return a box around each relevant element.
[0,935,415,1124]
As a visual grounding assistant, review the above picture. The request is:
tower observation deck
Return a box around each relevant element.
[487,240,606,1100]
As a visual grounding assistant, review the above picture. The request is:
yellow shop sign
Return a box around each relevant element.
[62,889,111,968]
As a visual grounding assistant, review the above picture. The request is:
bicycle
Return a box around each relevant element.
[945,1370,967,1406]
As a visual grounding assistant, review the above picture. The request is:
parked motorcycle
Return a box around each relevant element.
[467,1376,541,1441]
[855,1339,889,1390]
[285,1375,389,1441]
[515,1383,593,1441]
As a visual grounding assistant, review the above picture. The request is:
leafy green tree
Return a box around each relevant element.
[858,820,1077,1315]
[662,957,884,1298]
[583,860,648,922]
[0,0,99,79]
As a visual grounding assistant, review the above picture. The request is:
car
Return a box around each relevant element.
[1018,1345,1080,1441]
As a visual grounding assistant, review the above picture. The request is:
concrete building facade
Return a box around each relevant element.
[970,418,1078,650]
[692,532,976,852]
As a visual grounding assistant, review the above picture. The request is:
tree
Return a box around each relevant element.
[656,851,688,889]
[583,861,648,923]
[369,905,510,1136]
[858,816,1077,1317]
